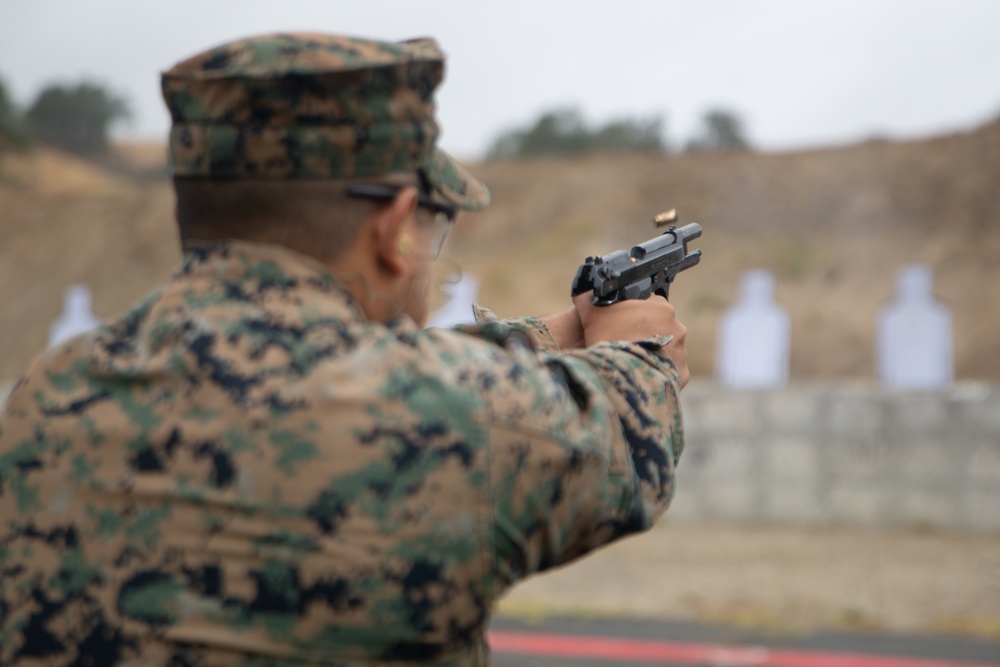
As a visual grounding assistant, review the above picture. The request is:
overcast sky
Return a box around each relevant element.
[2,0,999,159]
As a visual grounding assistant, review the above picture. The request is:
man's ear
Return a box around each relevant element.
[373,186,419,276]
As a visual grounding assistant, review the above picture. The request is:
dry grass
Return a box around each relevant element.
[1,121,999,380]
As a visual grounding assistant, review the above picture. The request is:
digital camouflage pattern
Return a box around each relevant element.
[2,31,681,666]
[163,33,490,210]
[0,241,684,665]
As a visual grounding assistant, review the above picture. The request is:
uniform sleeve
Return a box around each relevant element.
[473,328,684,586]
[460,305,561,352]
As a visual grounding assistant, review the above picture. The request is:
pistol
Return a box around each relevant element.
[571,210,702,305]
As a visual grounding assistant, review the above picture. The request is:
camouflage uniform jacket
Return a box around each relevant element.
[0,241,685,666]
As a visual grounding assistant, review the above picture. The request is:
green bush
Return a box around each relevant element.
[487,107,666,159]
[0,76,30,150]
[686,109,751,152]
[25,82,129,156]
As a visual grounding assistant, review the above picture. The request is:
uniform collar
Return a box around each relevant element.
[176,240,369,321]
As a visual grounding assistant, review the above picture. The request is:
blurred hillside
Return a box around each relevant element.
[1,122,999,381]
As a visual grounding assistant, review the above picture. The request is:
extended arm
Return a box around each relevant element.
[479,294,688,583]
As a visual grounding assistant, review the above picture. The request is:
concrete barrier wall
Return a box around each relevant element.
[2,379,997,532]
[671,381,1000,532]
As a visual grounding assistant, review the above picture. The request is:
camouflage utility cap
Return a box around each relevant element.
[162,32,489,210]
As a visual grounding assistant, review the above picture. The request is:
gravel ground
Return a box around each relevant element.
[497,519,1000,639]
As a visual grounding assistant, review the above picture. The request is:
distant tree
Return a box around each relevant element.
[25,82,129,156]
[686,108,751,152]
[487,107,667,159]
[487,108,589,159]
[592,116,665,154]
[0,76,29,150]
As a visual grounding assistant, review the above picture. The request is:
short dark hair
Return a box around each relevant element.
[174,174,421,262]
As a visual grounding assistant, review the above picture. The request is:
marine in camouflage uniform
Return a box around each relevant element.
[0,33,687,665]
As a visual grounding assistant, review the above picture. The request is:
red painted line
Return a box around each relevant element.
[487,630,1000,667]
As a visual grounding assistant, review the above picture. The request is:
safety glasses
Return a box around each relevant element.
[347,185,456,258]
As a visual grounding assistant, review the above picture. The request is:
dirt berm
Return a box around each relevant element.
[2,120,999,381]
